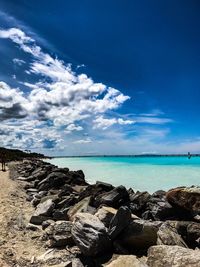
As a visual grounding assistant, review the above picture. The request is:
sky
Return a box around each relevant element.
[0,0,200,156]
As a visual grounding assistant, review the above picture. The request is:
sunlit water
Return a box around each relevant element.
[46,156,200,193]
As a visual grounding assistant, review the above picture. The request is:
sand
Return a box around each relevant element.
[0,165,46,267]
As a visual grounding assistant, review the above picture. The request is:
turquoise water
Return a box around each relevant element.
[46,156,200,193]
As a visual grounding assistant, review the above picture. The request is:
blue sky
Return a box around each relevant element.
[0,0,200,155]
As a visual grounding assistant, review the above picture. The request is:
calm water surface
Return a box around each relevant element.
[46,156,200,193]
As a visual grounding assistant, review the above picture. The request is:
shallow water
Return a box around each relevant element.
[46,156,200,193]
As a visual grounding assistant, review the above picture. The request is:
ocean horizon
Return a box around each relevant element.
[46,156,200,193]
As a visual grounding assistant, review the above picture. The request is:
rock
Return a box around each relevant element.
[166,186,200,215]
[109,206,132,240]
[143,198,176,221]
[152,190,166,199]
[26,223,41,231]
[67,197,91,221]
[147,245,200,267]
[53,208,69,220]
[129,191,151,215]
[169,221,200,248]
[38,172,68,191]
[78,182,113,202]
[30,199,55,225]
[105,255,148,267]
[187,222,200,248]
[95,185,129,208]
[42,219,55,230]
[157,222,187,247]
[72,213,111,256]
[45,220,74,247]
[116,220,162,252]
[65,258,84,267]
[95,206,116,227]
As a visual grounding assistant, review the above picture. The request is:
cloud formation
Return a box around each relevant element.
[0,27,133,150]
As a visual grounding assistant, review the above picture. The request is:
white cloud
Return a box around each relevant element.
[65,124,83,133]
[0,27,133,150]
[13,58,26,65]
[135,116,173,124]
[94,115,135,129]
[73,138,92,144]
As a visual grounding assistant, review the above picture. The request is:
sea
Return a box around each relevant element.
[46,156,200,193]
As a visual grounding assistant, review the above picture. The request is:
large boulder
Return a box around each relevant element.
[45,220,74,247]
[30,199,55,225]
[108,206,132,240]
[157,222,187,247]
[94,185,129,208]
[166,187,200,215]
[105,255,148,267]
[116,220,162,252]
[71,213,111,256]
[147,245,200,267]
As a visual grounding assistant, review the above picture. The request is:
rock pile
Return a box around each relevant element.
[14,159,200,266]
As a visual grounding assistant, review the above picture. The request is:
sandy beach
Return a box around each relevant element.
[0,165,46,267]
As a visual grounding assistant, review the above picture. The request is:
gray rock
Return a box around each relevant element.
[147,245,200,267]
[30,199,55,225]
[67,197,91,221]
[109,206,132,240]
[157,222,187,247]
[105,255,148,267]
[45,220,74,247]
[72,213,111,256]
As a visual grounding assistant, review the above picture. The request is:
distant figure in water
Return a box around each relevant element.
[188,152,191,159]
[1,151,6,171]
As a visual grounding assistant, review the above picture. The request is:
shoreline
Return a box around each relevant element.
[3,158,200,266]
[49,154,200,158]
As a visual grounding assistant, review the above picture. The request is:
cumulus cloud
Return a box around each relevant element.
[0,27,132,150]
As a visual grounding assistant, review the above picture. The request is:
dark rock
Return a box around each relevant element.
[116,220,162,253]
[72,213,112,256]
[109,206,132,240]
[78,182,113,202]
[143,199,176,221]
[94,186,129,208]
[129,191,151,215]
[161,221,200,249]
[38,172,68,191]
[52,208,69,220]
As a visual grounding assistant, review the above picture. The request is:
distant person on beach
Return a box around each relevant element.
[1,151,6,171]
